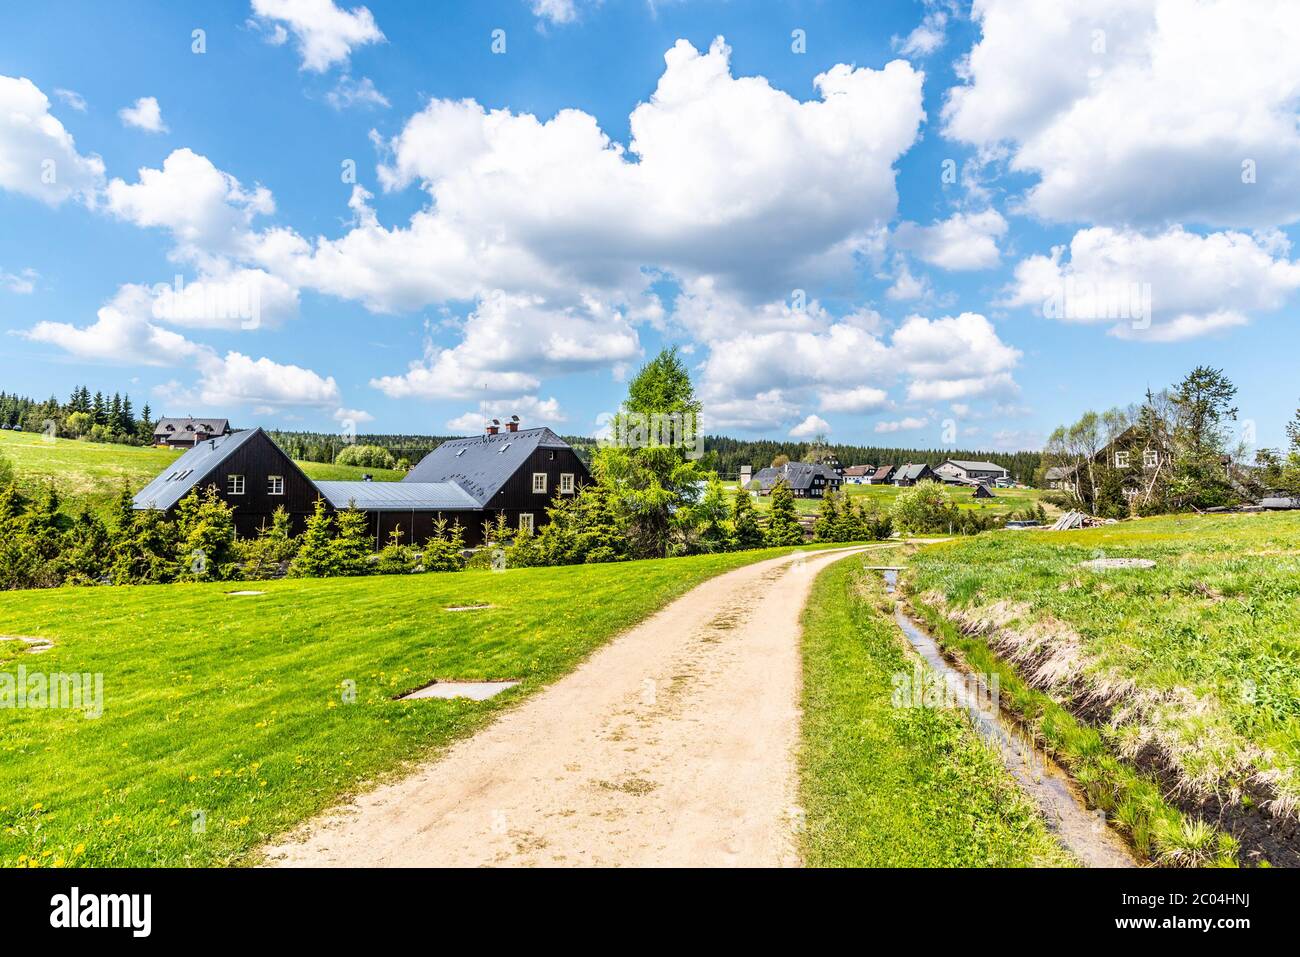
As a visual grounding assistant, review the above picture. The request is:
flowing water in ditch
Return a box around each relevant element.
[879,568,1136,868]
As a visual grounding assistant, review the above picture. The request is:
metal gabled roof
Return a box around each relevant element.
[132,428,261,511]
[943,459,1007,473]
[402,427,571,506]
[314,480,479,511]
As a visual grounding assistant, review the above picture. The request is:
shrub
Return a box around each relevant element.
[334,444,397,469]
[891,480,959,535]
[375,526,418,574]
[239,507,298,579]
[422,517,467,572]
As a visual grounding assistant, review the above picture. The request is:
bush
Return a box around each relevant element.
[422,517,467,572]
[375,525,419,574]
[334,444,397,470]
[891,481,959,535]
[238,507,298,579]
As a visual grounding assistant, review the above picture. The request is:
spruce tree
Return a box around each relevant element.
[731,484,764,550]
[765,479,804,546]
[331,505,373,575]
[289,499,338,577]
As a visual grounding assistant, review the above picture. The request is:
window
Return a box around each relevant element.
[268,475,284,496]
[227,474,246,495]
[1143,450,1159,469]
[519,513,534,533]
[456,448,466,457]
[548,451,556,460]
[560,473,575,494]
[498,443,511,454]
[1114,451,1130,468]
[532,472,547,493]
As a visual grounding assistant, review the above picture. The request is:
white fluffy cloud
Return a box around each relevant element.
[0,75,105,205]
[118,96,168,133]
[894,209,1007,270]
[249,0,385,72]
[268,38,923,313]
[445,396,567,434]
[875,416,929,433]
[789,414,830,438]
[23,286,204,366]
[944,0,1300,228]
[893,3,951,58]
[106,148,274,264]
[890,312,1021,402]
[371,291,640,402]
[1005,226,1300,341]
[194,350,341,407]
[819,386,890,414]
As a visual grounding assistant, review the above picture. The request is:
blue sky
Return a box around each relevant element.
[1,0,1297,450]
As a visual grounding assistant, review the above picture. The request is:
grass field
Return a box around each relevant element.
[798,553,1073,866]
[0,544,840,868]
[0,429,402,518]
[725,480,1053,518]
[907,512,1300,866]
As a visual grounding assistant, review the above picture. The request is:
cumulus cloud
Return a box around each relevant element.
[893,3,952,58]
[195,351,341,407]
[890,312,1021,402]
[118,96,168,133]
[371,291,640,402]
[1005,226,1300,341]
[819,387,890,414]
[445,396,567,434]
[789,414,830,438]
[22,285,204,366]
[271,38,922,312]
[106,148,275,264]
[875,416,929,433]
[894,209,1007,270]
[943,0,1300,228]
[0,75,105,205]
[249,0,385,72]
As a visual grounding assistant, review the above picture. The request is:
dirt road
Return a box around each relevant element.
[262,546,871,867]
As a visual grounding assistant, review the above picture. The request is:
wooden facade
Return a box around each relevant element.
[184,430,321,537]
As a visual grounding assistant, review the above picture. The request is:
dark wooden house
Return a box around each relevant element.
[751,462,843,498]
[134,423,592,548]
[132,428,321,536]
[892,463,937,486]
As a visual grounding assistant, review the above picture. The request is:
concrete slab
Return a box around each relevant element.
[400,680,519,701]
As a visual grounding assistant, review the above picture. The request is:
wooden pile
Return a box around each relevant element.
[1048,510,1117,531]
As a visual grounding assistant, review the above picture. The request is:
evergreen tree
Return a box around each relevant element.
[731,484,764,550]
[289,499,338,577]
[422,517,467,572]
[765,479,804,546]
[173,486,238,580]
[331,505,373,575]
[813,490,840,542]
[59,510,111,585]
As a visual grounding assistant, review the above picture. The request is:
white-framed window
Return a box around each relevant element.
[519,512,535,533]
[1114,451,1130,468]
[227,474,246,495]
[532,472,547,493]
[1143,450,1159,469]
[267,475,284,496]
[560,472,575,494]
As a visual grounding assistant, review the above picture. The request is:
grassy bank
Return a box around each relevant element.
[907,512,1300,866]
[0,545,827,868]
[0,430,402,519]
[798,554,1073,867]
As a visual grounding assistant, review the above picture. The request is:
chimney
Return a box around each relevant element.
[485,423,499,435]
[362,473,373,482]
[506,414,519,433]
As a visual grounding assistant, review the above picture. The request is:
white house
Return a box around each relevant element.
[933,459,1009,486]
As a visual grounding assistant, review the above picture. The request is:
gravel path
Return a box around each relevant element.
[262,546,871,867]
